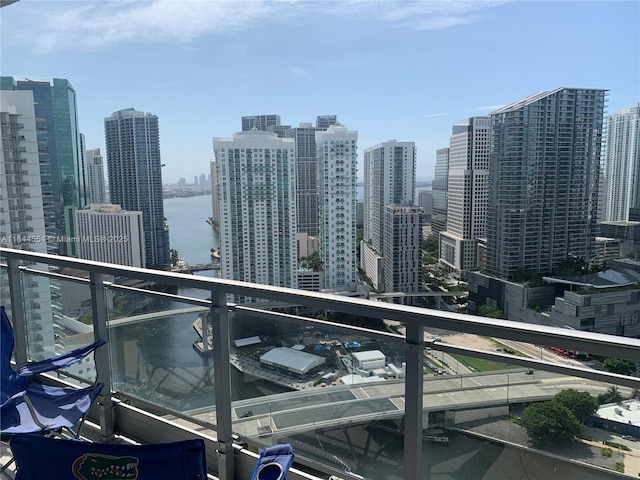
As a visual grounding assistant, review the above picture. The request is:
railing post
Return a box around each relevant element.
[211,291,234,480]
[404,323,424,480]
[7,257,28,364]
[89,271,114,441]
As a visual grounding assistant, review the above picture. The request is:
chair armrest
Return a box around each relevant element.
[17,340,107,376]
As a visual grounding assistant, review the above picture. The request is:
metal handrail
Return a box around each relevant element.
[2,246,640,480]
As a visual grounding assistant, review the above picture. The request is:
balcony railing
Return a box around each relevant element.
[1,246,640,480]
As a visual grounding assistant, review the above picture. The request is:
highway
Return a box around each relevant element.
[184,369,624,440]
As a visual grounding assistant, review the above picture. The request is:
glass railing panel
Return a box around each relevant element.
[106,285,215,413]
[227,304,405,480]
[1,266,101,384]
[420,333,638,479]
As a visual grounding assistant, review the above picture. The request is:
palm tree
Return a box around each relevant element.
[598,385,623,405]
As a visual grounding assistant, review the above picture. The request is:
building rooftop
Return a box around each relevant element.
[543,269,640,289]
[595,400,640,427]
[260,347,325,374]
[352,350,385,362]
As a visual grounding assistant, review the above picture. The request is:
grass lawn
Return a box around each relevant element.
[452,353,515,372]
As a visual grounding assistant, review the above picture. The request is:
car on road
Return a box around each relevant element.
[240,410,253,418]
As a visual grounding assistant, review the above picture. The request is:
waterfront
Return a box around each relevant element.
[164,194,219,266]
[123,194,623,479]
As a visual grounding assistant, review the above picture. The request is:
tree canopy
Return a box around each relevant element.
[553,389,598,423]
[169,248,180,267]
[522,401,582,447]
[300,251,323,271]
[603,358,636,376]
[478,304,503,319]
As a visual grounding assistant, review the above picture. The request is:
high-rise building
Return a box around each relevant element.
[84,148,106,204]
[361,140,416,291]
[213,130,297,299]
[316,124,358,289]
[416,188,432,223]
[431,148,449,237]
[104,108,169,268]
[316,115,338,130]
[439,117,490,279]
[1,77,85,257]
[76,204,145,267]
[0,90,55,358]
[362,141,416,253]
[486,88,606,279]
[210,159,219,228]
[602,105,640,222]
[241,114,281,132]
[383,205,423,295]
[285,116,338,237]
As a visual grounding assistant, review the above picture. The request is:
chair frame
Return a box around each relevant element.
[1,305,106,471]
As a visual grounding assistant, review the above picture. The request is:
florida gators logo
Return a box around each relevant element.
[72,453,139,480]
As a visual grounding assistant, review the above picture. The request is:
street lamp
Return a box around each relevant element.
[506,374,510,405]
[269,403,272,428]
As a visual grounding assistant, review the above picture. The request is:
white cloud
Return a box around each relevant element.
[10,0,509,53]
[287,66,309,76]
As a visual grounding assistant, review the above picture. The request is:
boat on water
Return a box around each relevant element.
[192,313,213,355]
[210,248,220,259]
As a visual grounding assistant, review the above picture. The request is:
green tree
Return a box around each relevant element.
[300,251,323,271]
[522,401,582,447]
[598,385,623,405]
[169,248,180,267]
[553,257,590,276]
[553,389,598,423]
[422,236,438,257]
[478,304,503,319]
[603,358,636,376]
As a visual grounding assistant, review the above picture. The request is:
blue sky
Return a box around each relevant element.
[1,0,638,183]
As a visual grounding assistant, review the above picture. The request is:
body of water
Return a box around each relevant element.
[164,194,219,265]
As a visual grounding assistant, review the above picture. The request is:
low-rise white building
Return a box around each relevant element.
[352,350,386,371]
[591,399,640,438]
[259,347,325,380]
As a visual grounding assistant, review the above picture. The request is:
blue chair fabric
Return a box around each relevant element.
[250,443,295,480]
[10,435,208,480]
[1,305,106,435]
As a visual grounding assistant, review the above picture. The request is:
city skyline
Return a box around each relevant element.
[1,1,637,184]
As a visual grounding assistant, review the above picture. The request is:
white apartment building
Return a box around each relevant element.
[0,90,55,358]
[84,148,107,205]
[316,124,358,289]
[439,117,490,279]
[76,204,145,267]
[603,106,640,222]
[213,130,298,298]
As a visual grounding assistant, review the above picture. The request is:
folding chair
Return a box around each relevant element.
[9,435,207,480]
[250,444,295,480]
[1,305,106,470]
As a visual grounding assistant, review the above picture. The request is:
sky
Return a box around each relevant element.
[1,0,638,184]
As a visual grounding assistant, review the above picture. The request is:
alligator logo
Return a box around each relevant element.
[72,453,139,480]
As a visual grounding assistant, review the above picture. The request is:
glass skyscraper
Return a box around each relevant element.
[104,108,169,268]
[1,76,85,256]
